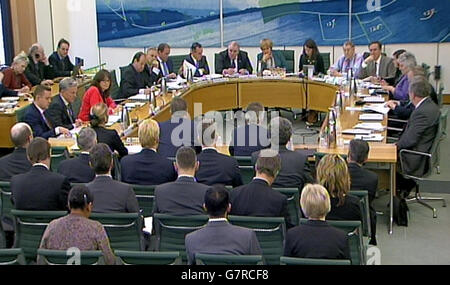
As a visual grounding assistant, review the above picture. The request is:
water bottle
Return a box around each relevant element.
[187,69,193,85]
[122,107,130,130]
[334,91,343,111]
[161,77,167,95]
[327,108,337,148]
[257,59,262,77]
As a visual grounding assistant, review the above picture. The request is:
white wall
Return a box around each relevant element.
[0,3,5,64]
[34,0,53,56]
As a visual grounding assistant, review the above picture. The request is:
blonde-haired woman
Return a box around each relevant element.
[316,154,362,221]
[283,184,350,259]
[256,39,287,72]
[2,51,32,93]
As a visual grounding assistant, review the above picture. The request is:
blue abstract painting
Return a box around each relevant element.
[96,0,450,48]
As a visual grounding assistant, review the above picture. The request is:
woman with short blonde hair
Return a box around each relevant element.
[139,119,160,149]
[300,184,331,220]
[2,51,32,92]
[256,38,287,72]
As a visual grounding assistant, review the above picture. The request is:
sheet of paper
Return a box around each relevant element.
[143,217,153,234]
[363,104,390,114]
[342,129,372,135]
[106,115,121,127]
[354,123,385,131]
[355,134,385,142]
[128,94,149,101]
[363,96,386,103]
[346,107,363,111]
[359,114,384,121]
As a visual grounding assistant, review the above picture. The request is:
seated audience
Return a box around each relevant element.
[11,138,71,210]
[154,147,209,215]
[215,41,253,76]
[381,52,416,101]
[316,154,362,222]
[24,84,70,139]
[360,41,396,82]
[299,39,325,75]
[119,52,153,99]
[185,185,262,265]
[48,39,75,78]
[181,42,210,77]
[120,118,177,185]
[38,186,115,265]
[24,43,54,86]
[284,184,350,260]
[157,43,177,79]
[329,41,364,78]
[58,127,97,183]
[78,69,117,122]
[256,39,287,72]
[196,119,243,187]
[1,51,32,93]
[86,143,139,213]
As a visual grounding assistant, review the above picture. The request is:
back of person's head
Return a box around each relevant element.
[300,184,331,219]
[68,185,94,211]
[139,119,160,149]
[245,102,264,124]
[316,154,350,206]
[176,146,197,170]
[33,84,51,100]
[270,117,292,146]
[90,103,108,127]
[89,143,112,175]
[59,77,77,93]
[256,149,281,179]
[204,185,230,217]
[199,118,217,147]
[11,122,32,148]
[348,139,369,165]
[409,76,431,98]
[77,127,97,152]
[27,137,51,164]
[170,97,188,115]
[409,65,426,77]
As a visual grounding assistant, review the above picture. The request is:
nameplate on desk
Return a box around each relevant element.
[128,94,149,101]
[359,114,384,121]
[363,96,385,103]
[342,129,372,135]
[355,134,385,142]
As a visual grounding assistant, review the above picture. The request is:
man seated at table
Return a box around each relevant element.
[121,118,177,185]
[119,52,153,99]
[45,77,82,131]
[359,41,396,83]
[181,42,210,78]
[157,43,177,80]
[144,47,162,86]
[24,43,55,86]
[329,41,364,78]
[24,84,71,139]
[48,39,75,78]
[256,38,287,72]
[215,41,253,76]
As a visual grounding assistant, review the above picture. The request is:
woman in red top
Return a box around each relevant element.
[78,69,117,122]
[2,52,32,93]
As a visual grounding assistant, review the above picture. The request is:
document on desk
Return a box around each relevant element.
[167,82,184,90]
[126,145,143,154]
[359,114,384,121]
[354,123,385,132]
[106,115,121,127]
[346,106,364,111]
[355,134,385,142]
[128,94,149,101]
[363,96,385,103]
[342,129,372,135]
[363,104,390,114]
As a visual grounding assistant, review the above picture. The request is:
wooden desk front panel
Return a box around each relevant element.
[190,83,238,114]
[238,81,304,109]
[307,82,338,112]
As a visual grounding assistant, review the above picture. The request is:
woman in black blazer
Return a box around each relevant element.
[90,102,128,158]
[298,39,325,75]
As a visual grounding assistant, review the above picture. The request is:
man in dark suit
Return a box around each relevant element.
[157,43,177,79]
[181,42,210,78]
[215,41,253,76]
[45,78,82,130]
[58,127,97,183]
[185,185,262,265]
[48,39,75,78]
[144,47,162,86]
[24,43,55,86]
[121,118,177,185]
[396,77,440,194]
[119,52,153,99]
[251,117,312,190]
[347,139,378,245]
[229,102,270,156]
[24,84,71,139]
[154,147,209,215]
[196,119,243,187]
[231,149,291,227]
[360,41,396,82]
[11,138,71,211]
[87,143,139,213]
[0,123,33,181]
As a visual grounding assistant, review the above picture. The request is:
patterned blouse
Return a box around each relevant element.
[38,213,116,265]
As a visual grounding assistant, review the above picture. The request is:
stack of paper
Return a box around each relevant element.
[342,129,372,135]
[106,115,121,127]
[363,104,390,114]
[359,114,384,121]
[354,123,385,132]
[363,96,385,103]
[167,82,184,90]
[346,107,363,112]
[356,93,370,98]
[129,94,149,101]
[355,134,385,142]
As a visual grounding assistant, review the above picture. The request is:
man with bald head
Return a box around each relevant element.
[0,123,33,181]
[24,43,55,86]
[215,41,253,76]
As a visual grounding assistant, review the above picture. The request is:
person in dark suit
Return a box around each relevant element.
[360,41,396,82]
[45,78,82,131]
[119,52,154,99]
[48,39,75,78]
[24,43,54,86]
[317,154,362,222]
[90,103,128,158]
[144,47,162,86]
[86,143,139,213]
[58,127,97,183]
[185,185,262,265]
[24,84,71,139]
[284,184,350,260]
[215,41,253,76]
[231,149,291,227]
[181,42,210,78]
[154,147,209,215]
[121,118,177,185]
[229,102,270,156]
[11,138,71,211]
[196,119,243,187]
[299,39,325,76]
[256,39,287,73]
[0,123,33,181]
[0,71,19,98]
[251,117,312,190]
[347,139,378,245]
[396,77,440,196]
[157,43,177,79]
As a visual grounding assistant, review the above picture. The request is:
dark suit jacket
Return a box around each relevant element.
[24,56,55,86]
[0,83,18,98]
[120,149,177,185]
[230,178,290,227]
[183,54,210,77]
[299,54,325,75]
[57,153,95,183]
[327,195,362,222]
[185,220,262,265]
[252,146,313,189]
[87,176,139,213]
[11,165,70,211]
[158,58,175,77]
[158,117,199,158]
[119,64,150,99]
[348,163,378,201]
[284,220,350,259]
[397,97,440,176]
[215,50,253,75]
[0,148,32,181]
[48,52,74,78]
[229,124,270,156]
[143,64,161,86]
[196,149,243,187]
[45,95,76,130]
[257,50,287,71]
[359,55,396,80]
[154,176,209,215]
[93,127,128,158]
[24,103,57,139]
